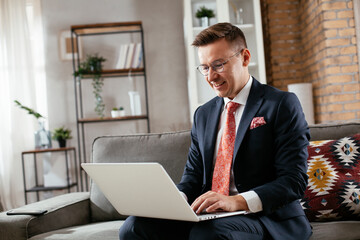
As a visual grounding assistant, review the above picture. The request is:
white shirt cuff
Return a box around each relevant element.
[239,191,263,213]
[180,191,188,201]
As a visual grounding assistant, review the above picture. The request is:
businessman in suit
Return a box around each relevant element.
[120,22,312,240]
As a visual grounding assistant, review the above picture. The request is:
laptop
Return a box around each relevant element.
[81,162,246,222]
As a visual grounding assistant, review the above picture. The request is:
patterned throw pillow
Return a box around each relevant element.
[301,134,360,222]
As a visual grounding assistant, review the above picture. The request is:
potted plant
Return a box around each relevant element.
[195,6,215,27]
[74,53,107,118]
[52,127,72,148]
[14,100,52,149]
[111,106,125,118]
[74,53,106,77]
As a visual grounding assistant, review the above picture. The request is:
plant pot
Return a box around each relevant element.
[200,17,209,27]
[57,138,66,148]
[111,110,119,118]
[111,110,126,118]
[90,62,102,72]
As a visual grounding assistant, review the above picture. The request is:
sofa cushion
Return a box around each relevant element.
[89,131,191,222]
[301,134,360,221]
[29,220,124,240]
[310,221,360,240]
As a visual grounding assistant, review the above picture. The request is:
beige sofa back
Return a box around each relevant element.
[89,122,360,223]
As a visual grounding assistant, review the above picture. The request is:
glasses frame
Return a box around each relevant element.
[196,49,243,76]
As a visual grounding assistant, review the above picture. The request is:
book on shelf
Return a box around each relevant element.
[125,43,135,69]
[115,43,143,70]
[115,44,129,69]
[131,43,143,69]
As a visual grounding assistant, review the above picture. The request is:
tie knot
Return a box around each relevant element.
[226,102,240,113]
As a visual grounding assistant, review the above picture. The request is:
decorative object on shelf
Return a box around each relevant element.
[236,8,244,24]
[128,91,142,115]
[35,120,52,149]
[74,53,107,118]
[92,75,105,118]
[111,107,126,118]
[195,6,215,27]
[229,1,244,24]
[14,100,52,149]
[73,53,106,76]
[52,127,72,148]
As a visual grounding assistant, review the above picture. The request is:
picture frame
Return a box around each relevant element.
[59,30,82,61]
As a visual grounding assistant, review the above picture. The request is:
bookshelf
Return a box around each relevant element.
[71,21,150,190]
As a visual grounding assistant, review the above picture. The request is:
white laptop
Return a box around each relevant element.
[81,162,246,222]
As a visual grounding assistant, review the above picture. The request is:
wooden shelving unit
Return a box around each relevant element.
[71,21,150,190]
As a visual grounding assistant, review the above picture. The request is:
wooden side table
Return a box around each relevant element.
[21,147,79,204]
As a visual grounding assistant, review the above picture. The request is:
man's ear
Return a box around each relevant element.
[242,49,251,66]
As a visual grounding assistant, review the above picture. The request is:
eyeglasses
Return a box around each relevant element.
[196,49,243,76]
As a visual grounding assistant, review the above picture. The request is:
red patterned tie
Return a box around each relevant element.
[212,101,240,195]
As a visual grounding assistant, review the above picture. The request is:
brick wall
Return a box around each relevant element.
[261,0,360,123]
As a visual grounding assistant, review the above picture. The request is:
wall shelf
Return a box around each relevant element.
[78,115,148,123]
[71,21,143,36]
[77,68,145,79]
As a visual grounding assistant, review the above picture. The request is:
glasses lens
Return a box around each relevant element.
[197,66,209,76]
[212,61,224,73]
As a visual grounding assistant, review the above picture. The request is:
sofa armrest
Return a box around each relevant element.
[0,192,90,240]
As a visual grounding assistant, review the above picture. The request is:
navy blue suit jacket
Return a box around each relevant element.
[178,78,311,239]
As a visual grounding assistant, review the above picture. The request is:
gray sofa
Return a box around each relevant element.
[1,122,360,240]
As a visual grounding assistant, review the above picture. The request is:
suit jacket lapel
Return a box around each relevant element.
[233,79,264,159]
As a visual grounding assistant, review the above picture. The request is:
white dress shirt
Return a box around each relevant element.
[212,76,263,213]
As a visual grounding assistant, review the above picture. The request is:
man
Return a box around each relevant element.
[120,22,312,240]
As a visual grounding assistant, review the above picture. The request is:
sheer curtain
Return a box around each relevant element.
[0,0,46,209]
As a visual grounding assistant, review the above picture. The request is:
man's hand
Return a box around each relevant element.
[191,191,249,214]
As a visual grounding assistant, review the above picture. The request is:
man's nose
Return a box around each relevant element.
[207,67,218,82]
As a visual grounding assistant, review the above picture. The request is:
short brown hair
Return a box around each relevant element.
[192,22,247,50]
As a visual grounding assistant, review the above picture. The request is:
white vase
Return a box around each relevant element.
[34,120,52,149]
[236,8,244,25]
[200,17,209,27]
[128,91,142,116]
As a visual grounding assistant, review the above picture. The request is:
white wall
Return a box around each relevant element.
[41,0,191,152]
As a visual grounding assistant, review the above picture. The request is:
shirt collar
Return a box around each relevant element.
[224,75,253,107]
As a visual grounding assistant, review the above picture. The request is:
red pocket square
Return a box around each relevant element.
[250,117,266,129]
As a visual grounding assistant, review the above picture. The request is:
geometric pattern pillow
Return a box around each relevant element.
[301,134,360,222]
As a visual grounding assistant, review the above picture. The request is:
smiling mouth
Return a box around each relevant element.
[211,81,225,88]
